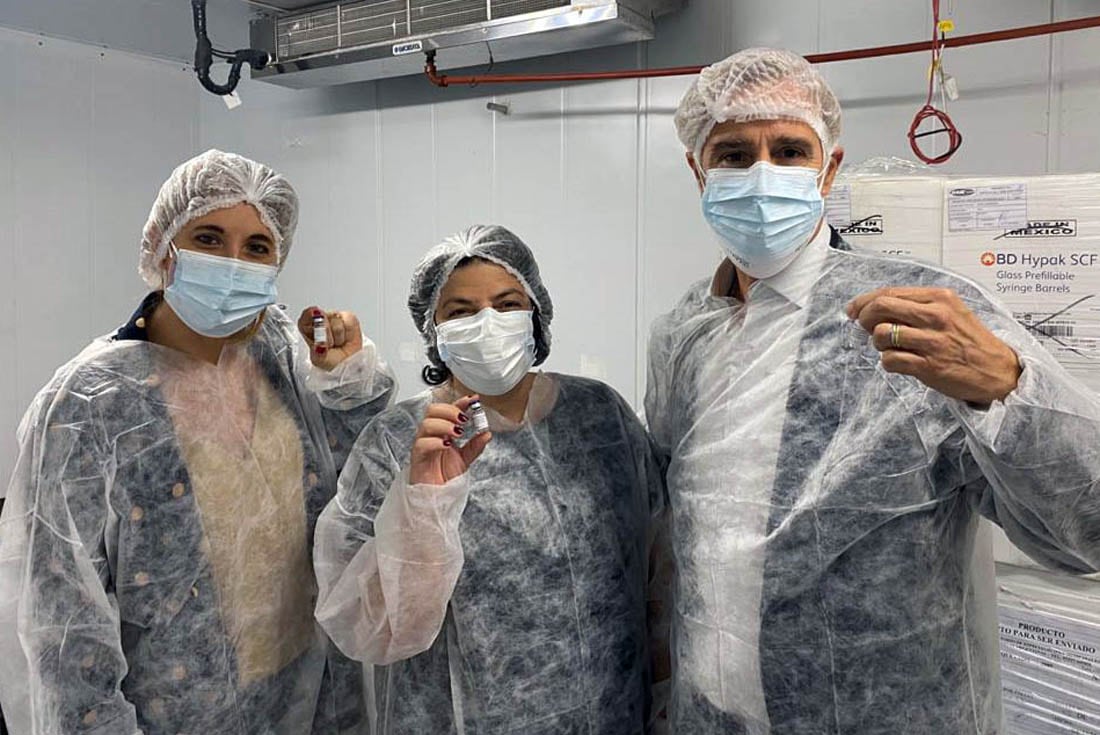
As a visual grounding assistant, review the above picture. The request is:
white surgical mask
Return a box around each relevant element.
[436,308,536,396]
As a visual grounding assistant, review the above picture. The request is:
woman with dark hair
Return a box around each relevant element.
[315,225,670,734]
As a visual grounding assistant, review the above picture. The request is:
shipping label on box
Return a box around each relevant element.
[942,175,1100,387]
[999,604,1100,734]
[947,183,1029,232]
[826,177,943,263]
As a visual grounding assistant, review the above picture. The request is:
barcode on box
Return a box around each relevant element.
[1014,314,1076,338]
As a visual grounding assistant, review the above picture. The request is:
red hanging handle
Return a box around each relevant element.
[909,0,963,164]
[908,105,962,165]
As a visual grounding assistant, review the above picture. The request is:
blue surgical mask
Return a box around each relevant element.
[701,161,826,279]
[163,246,279,338]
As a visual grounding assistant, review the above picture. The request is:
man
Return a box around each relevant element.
[646,47,1100,733]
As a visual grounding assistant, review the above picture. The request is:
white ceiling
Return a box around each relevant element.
[0,0,261,64]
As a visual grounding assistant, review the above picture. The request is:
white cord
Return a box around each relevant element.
[238,0,290,12]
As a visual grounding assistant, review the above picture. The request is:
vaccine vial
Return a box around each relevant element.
[312,315,327,345]
[468,400,490,435]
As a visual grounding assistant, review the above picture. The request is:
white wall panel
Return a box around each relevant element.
[728,0,821,53]
[822,0,1053,175]
[0,30,17,499]
[377,99,443,395]
[0,0,252,65]
[200,81,390,389]
[645,0,731,68]
[557,79,640,400]
[0,27,198,493]
[1051,0,1100,173]
[278,106,384,339]
[638,75,721,369]
[89,48,198,329]
[13,34,95,403]
[490,86,567,377]
[432,96,495,238]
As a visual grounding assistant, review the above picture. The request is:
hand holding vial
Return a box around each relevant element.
[297,305,364,370]
[409,395,493,486]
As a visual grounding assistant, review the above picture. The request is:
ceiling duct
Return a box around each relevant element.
[250,0,682,87]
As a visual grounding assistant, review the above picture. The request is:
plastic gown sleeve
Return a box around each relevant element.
[314,417,470,665]
[639,370,675,732]
[647,500,674,735]
[950,307,1100,574]
[643,307,685,470]
[305,335,396,472]
[0,377,141,735]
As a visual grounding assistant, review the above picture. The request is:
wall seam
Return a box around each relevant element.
[1044,0,1060,173]
[374,81,388,352]
[633,44,648,411]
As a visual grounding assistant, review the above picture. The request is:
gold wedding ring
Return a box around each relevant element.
[890,322,902,349]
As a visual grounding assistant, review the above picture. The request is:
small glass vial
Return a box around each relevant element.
[468,400,490,435]
[312,314,327,346]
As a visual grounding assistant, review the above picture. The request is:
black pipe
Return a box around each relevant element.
[191,0,269,97]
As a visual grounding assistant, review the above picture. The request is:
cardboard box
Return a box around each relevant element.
[997,564,1100,734]
[941,174,1100,391]
[825,176,944,264]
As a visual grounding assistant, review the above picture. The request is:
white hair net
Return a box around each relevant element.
[408,224,554,371]
[139,149,299,287]
[674,47,842,163]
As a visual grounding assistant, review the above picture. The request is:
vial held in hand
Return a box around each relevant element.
[468,400,490,435]
[312,315,327,346]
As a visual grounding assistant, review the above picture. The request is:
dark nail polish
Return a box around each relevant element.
[312,308,322,316]
[454,427,464,436]
[458,413,469,423]
[443,439,453,447]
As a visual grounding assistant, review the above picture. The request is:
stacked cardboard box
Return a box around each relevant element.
[941,174,1100,392]
[826,175,944,263]
[995,562,1100,734]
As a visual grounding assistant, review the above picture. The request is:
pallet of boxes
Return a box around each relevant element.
[828,168,1100,734]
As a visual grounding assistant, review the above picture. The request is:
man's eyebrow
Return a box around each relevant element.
[711,139,751,149]
[773,135,815,148]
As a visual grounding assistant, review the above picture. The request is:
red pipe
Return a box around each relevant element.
[425,14,1100,87]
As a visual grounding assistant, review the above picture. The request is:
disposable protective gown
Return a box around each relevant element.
[646,231,1100,734]
[315,373,666,735]
[0,297,395,735]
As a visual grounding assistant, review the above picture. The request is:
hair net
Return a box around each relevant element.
[139,149,300,287]
[408,224,554,370]
[674,47,842,163]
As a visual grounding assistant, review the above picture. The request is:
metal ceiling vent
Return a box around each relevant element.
[250,0,682,87]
